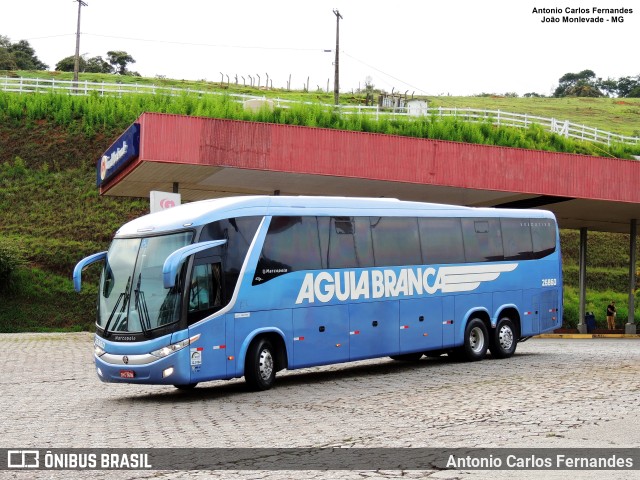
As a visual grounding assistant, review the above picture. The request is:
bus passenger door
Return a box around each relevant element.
[399,297,443,354]
[348,301,399,360]
[292,305,350,368]
[187,257,229,382]
[188,317,228,382]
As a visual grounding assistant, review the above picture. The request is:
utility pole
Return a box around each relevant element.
[73,0,88,84]
[333,9,342,105]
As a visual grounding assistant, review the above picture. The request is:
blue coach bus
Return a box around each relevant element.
[74,196,562,391]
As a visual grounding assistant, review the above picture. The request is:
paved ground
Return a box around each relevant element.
[1,333,639,479]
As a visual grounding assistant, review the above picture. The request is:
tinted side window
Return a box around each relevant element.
[419,217,465,264]
[254,216,322,284]
[199,216,262,304]
[187,262,223,324]
[370,217,422,267]
[501,218,533,260]
[531,218,557,259]
[327,217,357,269]
[325,216,375,269]
[462,218,504,262]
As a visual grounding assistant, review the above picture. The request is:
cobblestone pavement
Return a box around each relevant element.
[1,333,639,479]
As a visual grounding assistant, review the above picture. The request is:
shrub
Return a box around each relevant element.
[0,239,25,293]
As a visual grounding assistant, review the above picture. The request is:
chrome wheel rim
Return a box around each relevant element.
[498,325,514,351]
[259,348,274,381]
[469,326,485,353]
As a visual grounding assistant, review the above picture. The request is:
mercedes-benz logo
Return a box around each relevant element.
[123,356,129,364]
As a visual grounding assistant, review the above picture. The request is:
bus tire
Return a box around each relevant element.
[174,383,198,390]
[457,318,488,362]
[389,353,423,362]
[245,337,276,391]
[489,317,517,359]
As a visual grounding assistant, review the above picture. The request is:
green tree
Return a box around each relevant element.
[55,55,85,72]
[553,69,602,98]
[597,78,619,97]
[55,54,113,74]
[85,56,113,73]
[106,50,135,75]
[7,39,48,70]
[616,75,640,98]
[0,48,17,70]
[0,35,19,70]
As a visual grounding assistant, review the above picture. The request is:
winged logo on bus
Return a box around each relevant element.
[295,263,520,304]
[437,263,519,293]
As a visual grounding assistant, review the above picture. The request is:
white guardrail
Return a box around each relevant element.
[2,76,639,148]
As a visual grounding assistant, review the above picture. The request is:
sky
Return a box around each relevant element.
[1,0,638,96]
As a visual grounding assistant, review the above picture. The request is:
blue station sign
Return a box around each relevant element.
[97,123,140,187]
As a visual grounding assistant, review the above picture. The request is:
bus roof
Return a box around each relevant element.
[115,195,556,237]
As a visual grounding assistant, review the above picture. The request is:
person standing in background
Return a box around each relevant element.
[606,301,617,330]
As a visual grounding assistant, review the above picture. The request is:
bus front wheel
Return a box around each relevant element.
[174,383,198,390]
[489,318,517,359]
[245,338,276,391]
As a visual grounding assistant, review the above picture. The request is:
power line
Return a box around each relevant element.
[343,52,429,95]
[18,33,75,41]
[84,33,324,52]
[18,30,430,95]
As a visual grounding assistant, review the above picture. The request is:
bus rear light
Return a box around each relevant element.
[150,334,201,359]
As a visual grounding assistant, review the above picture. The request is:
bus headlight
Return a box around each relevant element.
[150,334,201,359]
[94,345,105,357]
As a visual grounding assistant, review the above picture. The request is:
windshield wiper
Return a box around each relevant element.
[134,273,152,337]
[103,276,131,338]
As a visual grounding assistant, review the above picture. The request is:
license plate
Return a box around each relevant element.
[120,370,135,378]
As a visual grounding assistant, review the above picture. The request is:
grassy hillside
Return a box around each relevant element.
[0,77,638,332]
[5,70,640,137]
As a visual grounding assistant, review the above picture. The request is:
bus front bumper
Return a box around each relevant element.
[94,348,191,385]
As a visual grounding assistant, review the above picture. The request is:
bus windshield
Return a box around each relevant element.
[98,232,193,335]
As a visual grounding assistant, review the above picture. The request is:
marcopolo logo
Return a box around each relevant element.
[295,264,518,304]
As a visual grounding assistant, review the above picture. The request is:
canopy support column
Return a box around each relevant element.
[577,227,588,334]
[626,219,637,334]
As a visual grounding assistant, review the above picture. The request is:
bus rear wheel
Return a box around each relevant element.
[489,318,517,359]
[452,318,488,362]
[245,338,276,391]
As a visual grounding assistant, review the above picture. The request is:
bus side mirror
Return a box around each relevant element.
[73,251,107,292]
[162,240,227,289]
